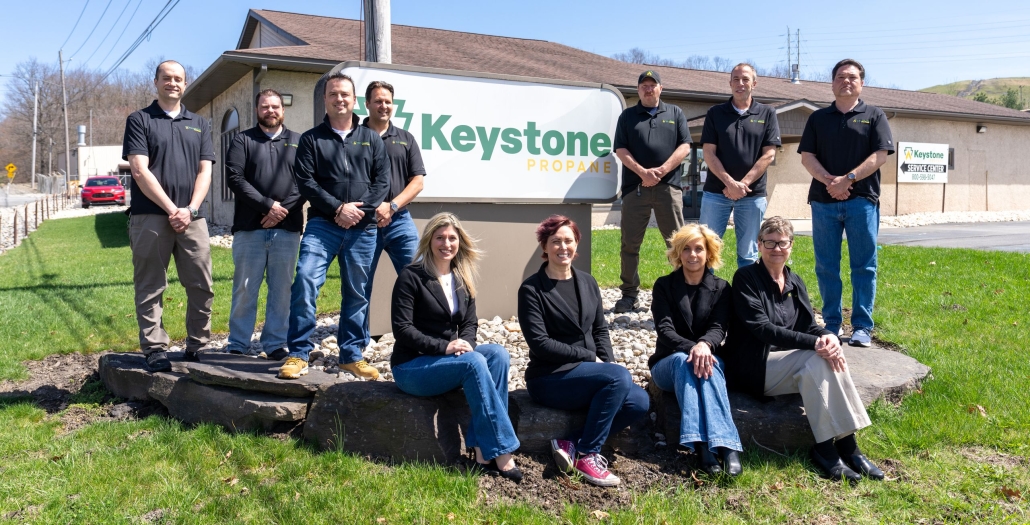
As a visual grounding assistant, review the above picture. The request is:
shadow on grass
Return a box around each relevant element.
[94,212,130,248]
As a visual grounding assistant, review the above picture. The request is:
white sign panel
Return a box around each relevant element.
[898,142,949,183]
[341,64,624,202]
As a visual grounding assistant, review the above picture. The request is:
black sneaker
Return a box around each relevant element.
[145,351,172,372]
[267,348,289,361]
[227,348,247,355]
[613,296,638,313]
[184,349,201,362]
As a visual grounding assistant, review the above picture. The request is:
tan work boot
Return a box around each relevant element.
[277,357,309,379]
[339,360,379,380]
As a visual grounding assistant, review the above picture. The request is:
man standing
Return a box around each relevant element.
[361,80,426,313]
[613,70,691,313]
[279,72,391,380]
[699,63,781,268]
[799,59,894,347]
[122,60,215,371]
[224,89,303,359]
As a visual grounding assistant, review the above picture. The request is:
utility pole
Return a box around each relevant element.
[31,81,39,190]
[786,26,791,77]
[364,0,391,63]
[59,50,72,195]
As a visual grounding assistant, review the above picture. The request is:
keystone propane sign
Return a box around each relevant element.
[341,64,625,202]
[897,142,949,183]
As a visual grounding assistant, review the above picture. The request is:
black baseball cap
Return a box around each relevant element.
[638,70,661,85]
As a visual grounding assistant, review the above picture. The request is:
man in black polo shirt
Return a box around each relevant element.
[224,89,303,359]
[699,63,781,268]
[360,80,426,318]
[799,59,894,348]
[613,70,691,313]
[122,60,216,372]
[279,72,391,381]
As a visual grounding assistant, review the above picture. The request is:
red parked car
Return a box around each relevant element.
[81,176,126,208]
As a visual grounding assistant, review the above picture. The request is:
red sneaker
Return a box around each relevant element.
[573,452,620,487]
[550,439,576,473]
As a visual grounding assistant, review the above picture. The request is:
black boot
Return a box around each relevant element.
[719,447,742,477]
[697,443,722,475]
[835,434,884,481]
[810,446,861,484]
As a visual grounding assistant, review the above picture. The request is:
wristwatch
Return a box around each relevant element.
[187,205,199,218]
[846,172,857,181]
[389,201,399,213]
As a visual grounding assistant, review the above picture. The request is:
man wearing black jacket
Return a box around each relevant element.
[224,89,303,358]
[280,73,391,381]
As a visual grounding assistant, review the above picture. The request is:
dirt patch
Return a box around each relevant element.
[0,352,105,412]
[960,447,1027,469]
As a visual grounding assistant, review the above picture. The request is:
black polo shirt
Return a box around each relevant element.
[798,99,895,205]
[294,114,391,227]
[613,101,691,192]
[225,126,304,233]
[362,119,426,202]
[700,98,781,197]
[122,101,216,217]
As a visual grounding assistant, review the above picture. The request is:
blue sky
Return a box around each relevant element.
[1,0,1028,104]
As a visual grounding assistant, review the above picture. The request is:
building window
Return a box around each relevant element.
[221,108,240,201]
[948,147,955,170]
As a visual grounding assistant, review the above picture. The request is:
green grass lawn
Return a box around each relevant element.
[1,216,1029,523]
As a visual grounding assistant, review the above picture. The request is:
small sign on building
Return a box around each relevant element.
[898,142,948,183]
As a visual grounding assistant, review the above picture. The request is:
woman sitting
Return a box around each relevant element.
[390,212,521,482]
[649,224,742,476]
[518,215,649,487]
[724,216,881,483]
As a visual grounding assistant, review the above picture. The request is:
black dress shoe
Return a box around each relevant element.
[842,453,884,480]
[697,446,723,475]
[810,448,861,483]
[487,460,523,483]
[184,349,201,362]
[719,448,743,477]
[267,348,289,361]
[145,351,171,372]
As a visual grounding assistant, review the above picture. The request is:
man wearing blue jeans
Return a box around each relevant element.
[361,80,426,324]
[799,59,894,347]
[699,63,780,268]
[280,72,391,380]
[224,89,303,358]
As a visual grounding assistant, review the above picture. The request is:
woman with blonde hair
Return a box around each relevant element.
[649,223,742,475]
[390,213,521,481]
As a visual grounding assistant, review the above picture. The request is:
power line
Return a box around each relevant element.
[60,0,92,51]
[69,0,115,59]
[96,0,144,71]
[98,0,180,83]
[81,0,133,68]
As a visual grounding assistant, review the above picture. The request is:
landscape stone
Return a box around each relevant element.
[506,390,652,455]
[184,353,340,398]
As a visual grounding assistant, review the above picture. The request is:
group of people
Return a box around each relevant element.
[122,56,892,486]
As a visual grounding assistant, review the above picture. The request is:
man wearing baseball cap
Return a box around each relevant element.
[612,70,691,313]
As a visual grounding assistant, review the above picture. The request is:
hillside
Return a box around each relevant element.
[921,77,1030,101]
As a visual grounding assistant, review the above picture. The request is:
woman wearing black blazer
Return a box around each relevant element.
[648,223,742,476]
[391,213,521,481]
[723,216,879,483]
[518,215,649,487]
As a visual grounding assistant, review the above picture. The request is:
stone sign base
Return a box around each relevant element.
[99,346,929,461]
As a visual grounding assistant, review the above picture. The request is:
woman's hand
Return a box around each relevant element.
[686,341,715,379]
[446,338,473,356]
[815,334,847,372]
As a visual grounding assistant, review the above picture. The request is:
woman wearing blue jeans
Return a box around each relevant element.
[649,223,742,476]
[390,213,521,481]
[519,215,649,487]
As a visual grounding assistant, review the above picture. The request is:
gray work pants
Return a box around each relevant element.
[619,183,684,298]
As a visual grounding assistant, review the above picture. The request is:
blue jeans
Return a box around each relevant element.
[526,362,650,454]
[699,191,768,268]
[811,198,879,331]
[226,229,300,354]
[287,217,377,364]
[650,353,742,452]
[392,344,519,460]
[364,209,419,333]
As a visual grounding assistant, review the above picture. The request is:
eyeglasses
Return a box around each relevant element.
[760,239,793,249]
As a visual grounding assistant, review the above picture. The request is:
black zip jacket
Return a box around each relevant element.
[648,270,732,369]
[293,114,391,227]
[225,126,304,233]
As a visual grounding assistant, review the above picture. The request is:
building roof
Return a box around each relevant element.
[183,9,1030,125]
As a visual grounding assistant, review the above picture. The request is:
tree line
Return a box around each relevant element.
[972,88,1026,111]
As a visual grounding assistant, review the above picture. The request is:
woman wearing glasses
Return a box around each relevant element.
[723,216,881,483]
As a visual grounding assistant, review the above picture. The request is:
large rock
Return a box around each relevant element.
[98,352,193,401]
[148,372,309,432]
[304,382,470,463]
[507,389,652,455]
[184,353,339,398]
[651,347,931,451]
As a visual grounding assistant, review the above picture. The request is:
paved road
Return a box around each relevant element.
[798,221,1030,253]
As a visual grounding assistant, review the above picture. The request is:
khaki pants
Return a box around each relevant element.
[619,183,684,297]
[764,348,871,443]
[128,214,214,355]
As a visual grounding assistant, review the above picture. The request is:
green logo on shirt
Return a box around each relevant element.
[853,119,871,124]
[392,140,408,146]
[751,119,766,124]
[351,141,371,146]
[661,119,675,125]
[184,126,202,133]
[285,143,298,148]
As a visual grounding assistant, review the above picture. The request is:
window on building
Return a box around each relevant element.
[948,148,955,170]
[221,108,240,201]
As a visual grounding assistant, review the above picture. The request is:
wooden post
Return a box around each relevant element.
[24,204,28,235]
[35,200,39,228]
[13,209,18,245]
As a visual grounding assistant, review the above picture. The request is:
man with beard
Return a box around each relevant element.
[224,89,304,358]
